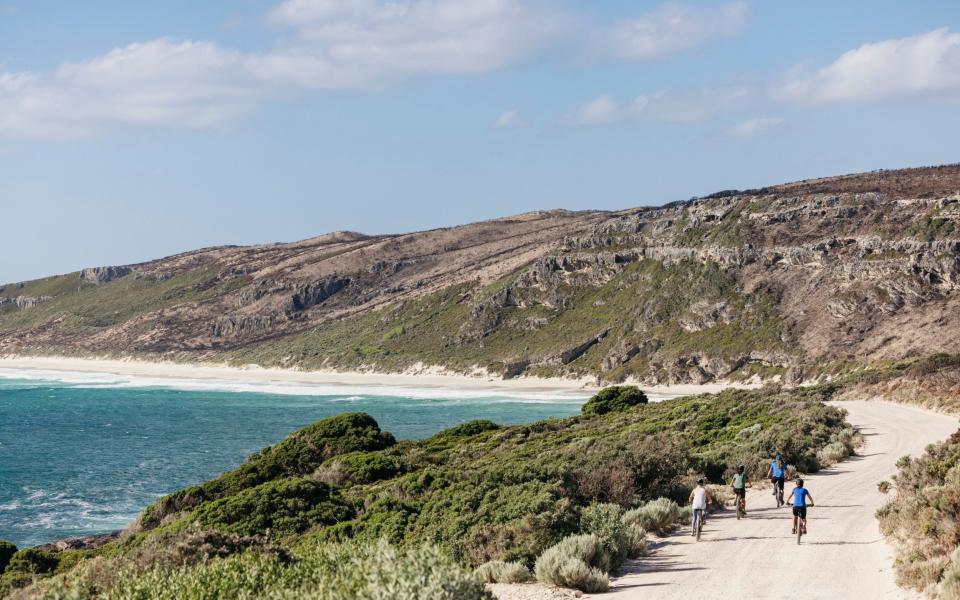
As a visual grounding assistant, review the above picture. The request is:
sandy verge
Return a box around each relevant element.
[488,584,581,600]
[0,355,747,396]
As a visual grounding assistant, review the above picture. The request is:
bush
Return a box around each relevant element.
[581,386,648,416]
[579,503,647,568]
[473,560,533,583]
[940,546,960,599]
[539,558,609,593]
[817,441,850,466]
[32,540,492,600]
[4,548,58,576]
[0,540,17,575]
[572,457,636,506]
[140,530,292,569]
[534,535,610,592]
[335,452,401,483]
[623,498,682,536]
[192,478,354,537]
[706,484,734,508]
[141,413,395,529]
[0,548,60,595]
[434,420,501,440]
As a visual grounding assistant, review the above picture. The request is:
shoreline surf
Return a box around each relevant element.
[0,355,754,398]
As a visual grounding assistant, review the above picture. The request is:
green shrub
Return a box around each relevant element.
[335,452,401,483]
[193,478,354,537]
[0,547,60,595]
[816,441,850,466]
[4,548,59,576]
[473,560,533,583]
[623,498,683,536]
[35,539,491,600]
[579,503,646,568]
[434,420,501,440]
[134,529,292,570]
[582,386,648,416]
[0,540,17,575]
[542,558,609,593]
[908,353,960,377]
[534,534,609,592]
[142,413,394,528]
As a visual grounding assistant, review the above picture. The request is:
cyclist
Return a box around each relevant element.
[767,453,787,505]
[787,478,815,534]
[688,478,713,536]
[732,464,749,514]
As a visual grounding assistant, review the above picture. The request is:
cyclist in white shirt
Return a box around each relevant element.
[688,478,713,536]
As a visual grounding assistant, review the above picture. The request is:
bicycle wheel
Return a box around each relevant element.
[796,519,803,545]
[697,519,702,541]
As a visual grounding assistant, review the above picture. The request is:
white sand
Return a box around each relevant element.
[0,355,746,396]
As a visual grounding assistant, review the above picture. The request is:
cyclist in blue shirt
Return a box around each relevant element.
[787,478,815,534]
[766,454,787,503]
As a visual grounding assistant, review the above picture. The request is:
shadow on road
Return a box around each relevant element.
[616,555,706,575]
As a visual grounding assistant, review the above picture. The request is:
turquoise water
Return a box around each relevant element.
[0,369,591,547]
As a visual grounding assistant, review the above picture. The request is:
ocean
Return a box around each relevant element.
[0,368,605,548]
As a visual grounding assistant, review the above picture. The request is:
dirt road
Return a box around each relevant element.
[589,401,957,600]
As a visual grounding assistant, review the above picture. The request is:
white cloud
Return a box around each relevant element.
[778,28,960,103]
[566,85,752,126]
[725,116,782,138]
[0,0,571,137]
[0,1,752,138]
[492,108,521,129]
[567,95,620,125]
[599,1,747,60]
[265,0,568,80]
[0,39,263,137]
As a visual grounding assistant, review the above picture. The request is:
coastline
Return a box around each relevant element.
[0,355,751,396]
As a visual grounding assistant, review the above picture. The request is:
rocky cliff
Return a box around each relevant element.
[2,165,959,384]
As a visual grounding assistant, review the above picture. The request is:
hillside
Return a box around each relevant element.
[2,164,959,384]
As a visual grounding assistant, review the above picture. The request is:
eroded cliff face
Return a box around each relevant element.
[2,165,959,383]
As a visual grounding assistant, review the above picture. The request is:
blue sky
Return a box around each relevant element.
[2,1,959,283]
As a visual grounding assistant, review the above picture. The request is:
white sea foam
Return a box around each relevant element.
[0,367,595,402]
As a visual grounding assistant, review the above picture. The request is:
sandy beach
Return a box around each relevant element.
[0,355,749,396]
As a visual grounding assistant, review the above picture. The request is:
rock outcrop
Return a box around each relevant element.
[0,295,53,309]
[81,266,132,285]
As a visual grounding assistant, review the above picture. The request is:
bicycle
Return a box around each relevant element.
[692,508,704,541]
[796,514,807,545]
[774,482,784,508]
